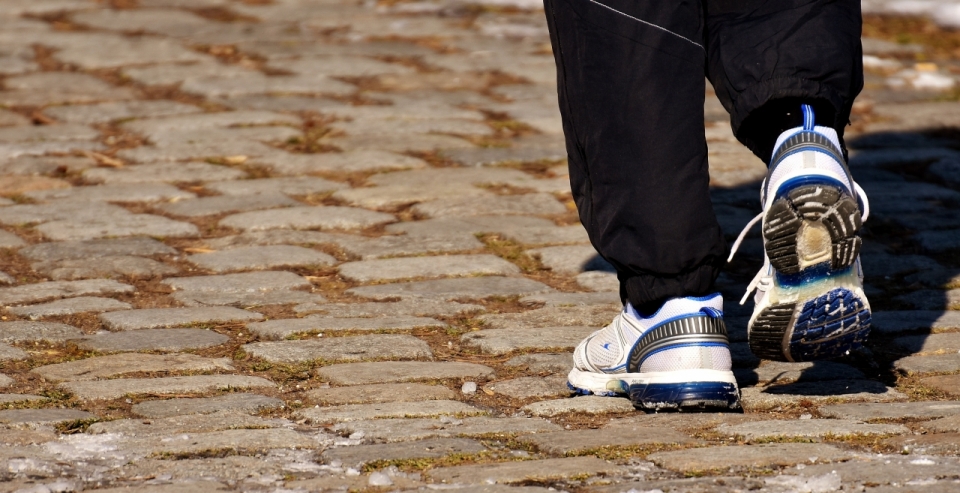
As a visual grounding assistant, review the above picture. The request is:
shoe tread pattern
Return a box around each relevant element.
[789,287,870,361]
[749,303,795,361]
[763,184,862,275]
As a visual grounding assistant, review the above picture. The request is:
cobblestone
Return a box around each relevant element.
[75,328,229,352]
[187,245,336,273]
[246,316,445,339]
[131,393,284,419]
[0,2,956,489]
[306,383,456,405]
[7,296,131,319]
[338,254,519,282]
[100,307,263,330]
[61,375,275,400]
[243,334,432,363]
[316,361,495,386]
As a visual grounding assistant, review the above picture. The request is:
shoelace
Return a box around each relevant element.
[727,182,871,305]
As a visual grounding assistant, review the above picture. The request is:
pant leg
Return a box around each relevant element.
[543,0,727,310]
[704,0,864,160]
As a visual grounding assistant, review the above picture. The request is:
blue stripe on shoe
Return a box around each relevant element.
[802,104,815,130]
[627,381,740,410]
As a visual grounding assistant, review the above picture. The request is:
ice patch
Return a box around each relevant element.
[765,472,841,493]
[911,458,937,465]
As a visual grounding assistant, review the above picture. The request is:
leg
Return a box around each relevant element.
[545,0,739,409]
[706,0,870,362]
[544,0,727,313]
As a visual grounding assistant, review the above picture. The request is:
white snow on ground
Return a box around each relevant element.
[862,0,960,28]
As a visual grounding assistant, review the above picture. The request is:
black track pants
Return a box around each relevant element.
[543,0,863,309]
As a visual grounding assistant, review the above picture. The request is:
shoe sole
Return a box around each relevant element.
[568,368,741,411]
[752,178,871,362]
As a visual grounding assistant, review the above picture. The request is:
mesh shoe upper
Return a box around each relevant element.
[572,294,728,374]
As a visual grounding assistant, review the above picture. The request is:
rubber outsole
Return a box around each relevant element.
[627,381,741,411]
[763,181,861,276]
[749,287,871,362]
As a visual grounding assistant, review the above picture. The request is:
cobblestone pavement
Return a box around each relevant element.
[1,1,960,492]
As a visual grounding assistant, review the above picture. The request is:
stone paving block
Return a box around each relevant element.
[84,161,246,183]
[187,245,336,273]
[33,255,178,281]
[321,438,487,468]
[7,296,131,319]
[333,167,531,209]
[883,432,960,455]
[247,316,445,339]
[25,183,195,203]
[76,328,228,352]
[265,149,428,174]
[895,289,960,310]
[88,412,286,437]
[796,456,960,488]
[220,205,395,231]
[53,34,208,69]
[0,124,100,143]
[920,374,960,395]
[0,230,25,249]
[385,215,556,238]
[648,443,851,472]
[520,292,620,307]
[122,110,300,134]
[528,245,601,275]
[741,380,906,409]
[919,414,960,432]
[894,354,960,374]
[61,375,275,400]
[0,373,11,388]
[519,427,698,456]
[306,382,456,405]
[297,299,482,318]
[479,304,620,330]
[0,321,82,342]
[347,276,553,301]
[338,254,519,282]
[72,8,212,34]
[734,361,865,386]
[462,326,594,355]
[332,415,563,443]
[819,401,960,420]
[300,400,486,424]
[243,334,432,363]
[412,193,567,218]
[915,229,960,253]
[718,419,908,440]
[202,229,345,250]
[20,237,176,262]
[0,279,134,305]
[132,393,284,419]
[0,409,96,426]
[163,271,311,293]
[521,396,634,417]
[504,353,572,374]
[428,457,625,485]
[0,393,46,405]
[206,176,347,196]
[159,192,299,217]
[173,290,326,307]
[129,428,319,456]
[42,100,202,124]
[871,311,960,334]
[100,307,263,330]
[316,361,495,386]
[336,233,485,259]
[0,343,28,361]
[38,213,200,241]
[32,353,233,382]
[499,226,590,245]
[486,375,570,400]
[0,201,128,226]
[0,154,96,176]
[576,271,619,292]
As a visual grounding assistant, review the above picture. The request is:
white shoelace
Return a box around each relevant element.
[728,182,871,305]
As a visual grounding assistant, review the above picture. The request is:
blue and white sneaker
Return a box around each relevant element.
[567,294,740,410]
[729,104,872,362]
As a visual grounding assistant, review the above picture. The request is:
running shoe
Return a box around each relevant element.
[568,294,740,410]
[729,104,872,362]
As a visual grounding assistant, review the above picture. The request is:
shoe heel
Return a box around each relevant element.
[763,179,861,277]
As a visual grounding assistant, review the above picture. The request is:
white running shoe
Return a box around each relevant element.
[567,294,740,410]
[729,104,872,362]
